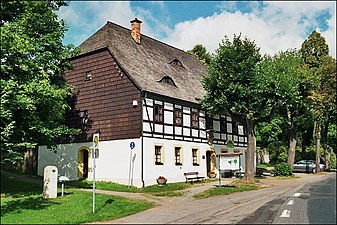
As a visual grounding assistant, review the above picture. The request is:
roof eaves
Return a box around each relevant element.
[106,46,142,92]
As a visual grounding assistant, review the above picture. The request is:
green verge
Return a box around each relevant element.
[1,175,154,224]
[68,179,195,196]
[193,179,259,199]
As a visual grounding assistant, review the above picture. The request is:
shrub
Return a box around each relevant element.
[277,152,288,163]
[1,150,24,171]
[273,162,293,177]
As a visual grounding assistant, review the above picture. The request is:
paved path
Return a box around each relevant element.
[79,179,231,206]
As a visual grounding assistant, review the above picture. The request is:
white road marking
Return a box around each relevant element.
[280,209,291,217]
[293,193,301,197]
[287,200,294,205]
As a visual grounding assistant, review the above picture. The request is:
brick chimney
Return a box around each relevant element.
[130,18,142,44]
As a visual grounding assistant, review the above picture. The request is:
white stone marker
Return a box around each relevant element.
[43,166,58,199]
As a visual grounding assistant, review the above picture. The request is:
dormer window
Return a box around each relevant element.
[158,76,177,87]
[169,58,185,68]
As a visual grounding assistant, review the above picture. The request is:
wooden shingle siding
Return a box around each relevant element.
[64,49,141,142]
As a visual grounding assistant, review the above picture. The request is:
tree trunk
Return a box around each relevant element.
[325,148,330,171]
[287,125,297,167]
[322,118,330,171]
[315,122,321,173]
[286,111,297,168]
[301,129,307,159]
[244,119,255,180]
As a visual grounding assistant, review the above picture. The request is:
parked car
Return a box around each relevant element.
[292,160,325,173]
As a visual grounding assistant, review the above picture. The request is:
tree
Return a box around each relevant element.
[300,31,329,69]
[1,1,79,156]
[314,56,336,170]
[300,31,334,173]
[187,44,212,67]
[202,34,279,180]
[257,50,310,167]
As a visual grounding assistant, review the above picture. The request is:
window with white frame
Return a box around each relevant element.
[154,105,163,123]
[191,111,199,129]
[192,148,199,166]
[154,145,163,165]
[174,108,183,126]
[175,146,182,165]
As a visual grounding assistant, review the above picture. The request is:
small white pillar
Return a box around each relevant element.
[43,166,58,199]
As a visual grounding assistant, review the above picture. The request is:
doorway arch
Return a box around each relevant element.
[78,147,90,179]
[206,148,217,178]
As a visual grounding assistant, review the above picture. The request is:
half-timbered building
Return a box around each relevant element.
[37,19,248,187]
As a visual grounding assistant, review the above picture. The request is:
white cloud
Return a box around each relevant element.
[321,5,336,57]
[58,1,136,45]
[58,1,166,46]
[58,1,335,58]
[163,1,336,58]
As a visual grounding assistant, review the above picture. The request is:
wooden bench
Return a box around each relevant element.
[184,172,205,183]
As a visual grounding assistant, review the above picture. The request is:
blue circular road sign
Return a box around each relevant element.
[130,142,135,150]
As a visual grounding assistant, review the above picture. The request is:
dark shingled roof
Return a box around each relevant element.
[78,21,207,104]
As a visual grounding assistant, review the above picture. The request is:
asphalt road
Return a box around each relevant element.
[239,173,336,224]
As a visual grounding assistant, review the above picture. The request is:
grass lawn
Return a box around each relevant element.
[68,179,196,197]
[193,179,259,199]
[1,174,154,224]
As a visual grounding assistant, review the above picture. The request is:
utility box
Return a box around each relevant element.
[43,166,58,199]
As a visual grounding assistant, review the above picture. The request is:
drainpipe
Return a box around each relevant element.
[141,91,145,188]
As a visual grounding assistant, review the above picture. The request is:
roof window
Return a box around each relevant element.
[158,75,177,87]
[169,58,185,69]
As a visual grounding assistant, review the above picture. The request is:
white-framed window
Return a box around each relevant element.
[175,146,183,165]
[191,111,199,129]
[154,105,163,123]
[154,145,164,165]
[174,108,183,126]
[192,147,200,166]
[238,125,244,135]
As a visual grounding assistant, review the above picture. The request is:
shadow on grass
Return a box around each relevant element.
[96,199,115,212]
[57,191,74,197]
[67,180,92,189]
[1,196,61,217]
[213,185,237,188]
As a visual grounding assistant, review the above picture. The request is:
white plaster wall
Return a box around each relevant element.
[38,138,142,187]
[38,142,91,179]
[93,138,142,187]
[142,137,209,186]
[38,138,238,188]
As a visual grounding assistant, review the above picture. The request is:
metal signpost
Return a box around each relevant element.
[92,133,99,213]
[129,142,135,187]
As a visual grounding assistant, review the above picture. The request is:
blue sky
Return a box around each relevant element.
[58,1,336,58]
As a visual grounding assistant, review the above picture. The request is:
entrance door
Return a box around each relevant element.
[78,148,89,179]
[206,151,211,177]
